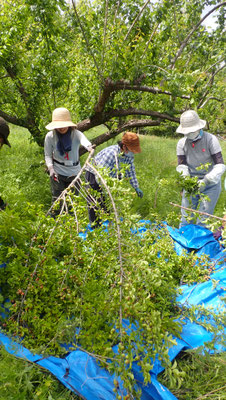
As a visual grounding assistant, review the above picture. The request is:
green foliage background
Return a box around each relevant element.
[0,0,225,143]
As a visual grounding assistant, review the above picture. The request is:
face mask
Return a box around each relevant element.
[186,130,200,140]
[126,151,134,158]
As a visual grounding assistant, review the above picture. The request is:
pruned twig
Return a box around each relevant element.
[86,162,124,339]
[170,202,226,222]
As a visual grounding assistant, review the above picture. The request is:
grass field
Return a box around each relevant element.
[2,123,225,223]
[0,125,225,400]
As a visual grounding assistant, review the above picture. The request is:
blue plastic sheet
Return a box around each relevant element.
[0,222,225,400]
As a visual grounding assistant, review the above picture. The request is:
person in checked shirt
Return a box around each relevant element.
[85,131,143,227]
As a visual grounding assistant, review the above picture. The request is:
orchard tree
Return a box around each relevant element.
[0,0,225,146]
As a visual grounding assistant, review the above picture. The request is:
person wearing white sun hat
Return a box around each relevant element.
[44,107,93,208]
[176,110,225,228]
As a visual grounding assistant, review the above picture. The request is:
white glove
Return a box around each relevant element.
[203,164,226,185]
[87,145,95,153]
[198,180,206,193]
[176,164,190,177]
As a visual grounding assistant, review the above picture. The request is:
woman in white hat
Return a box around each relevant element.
[44,107,92,209]
[176,110,225,228]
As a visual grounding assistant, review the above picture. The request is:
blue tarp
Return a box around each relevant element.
[0,222,225,400]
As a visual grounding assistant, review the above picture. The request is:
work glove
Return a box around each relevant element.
[48,166,59,182]
[135,188,143,198]
[213,228,222,240]
[87,144,95,153]
[198,179,206,193]
[176,164,190,177]
[204,164,225,185]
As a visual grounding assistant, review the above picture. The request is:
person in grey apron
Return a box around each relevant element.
[176,110,225,227]
[44,107,92,209]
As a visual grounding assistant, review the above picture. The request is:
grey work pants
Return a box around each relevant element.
[180,181,221,228]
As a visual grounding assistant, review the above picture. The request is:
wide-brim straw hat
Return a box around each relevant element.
[45,107,77,130]
[176,110,206,134]
[0,117,11,147]
[122,131,141,153]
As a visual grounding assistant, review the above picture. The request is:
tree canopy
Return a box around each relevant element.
[0,0,225,146]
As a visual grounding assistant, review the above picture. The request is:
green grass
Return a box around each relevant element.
[0,125,225,399]
[0,124,51,209]
[0,347,78,400]
[159,351,226,400]
[2,124,225,224]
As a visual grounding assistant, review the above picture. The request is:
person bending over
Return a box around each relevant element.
[85,131,143,227]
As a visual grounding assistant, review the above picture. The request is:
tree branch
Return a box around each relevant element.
[0,109,24,126]
[172,0,182,44]
[124,0,150,41]
[170,202,226,222]
[105,108,179,123]
[88,78,186,130]
[113,0,121,24]
[94,78,115,113]
[101,0,109,72]
[79,119,161,155]
[198,64,226,108]
[199,96,226,108]
[4,64,42,140]
[112,81,190,98]
[193,58,225,87]
[86,162,124,337]
[77,105,178,134]
[141,23,159,60]
[170,2,226,69]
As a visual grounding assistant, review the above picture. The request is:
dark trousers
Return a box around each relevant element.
[50,174,81,215]
[0,196,6,210]
[85,171,108,227]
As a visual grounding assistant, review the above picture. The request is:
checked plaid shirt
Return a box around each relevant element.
[91,144,139,189]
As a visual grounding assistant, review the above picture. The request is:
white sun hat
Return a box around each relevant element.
[45,107,77,130]
[176,110,206,134]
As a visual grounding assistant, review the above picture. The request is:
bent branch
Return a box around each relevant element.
[80,118,161,155]
[170,2,226,69]
[105,108,179,123]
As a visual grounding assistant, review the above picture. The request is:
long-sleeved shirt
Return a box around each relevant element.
[90,144,139,189]
[44,128,91,177]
